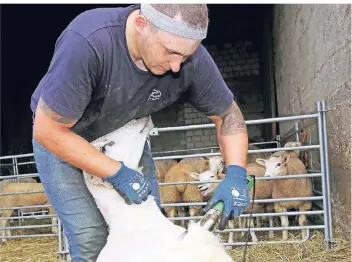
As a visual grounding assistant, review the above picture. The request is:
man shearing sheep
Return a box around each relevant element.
[30,4,250,261]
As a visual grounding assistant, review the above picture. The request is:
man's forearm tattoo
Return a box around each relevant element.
[219,102,247,136]
[38,98,76,124]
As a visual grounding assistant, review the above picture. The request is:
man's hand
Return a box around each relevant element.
[103,161,152,205]
[202,165,250,230]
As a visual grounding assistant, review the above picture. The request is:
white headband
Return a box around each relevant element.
[140,4,208,40]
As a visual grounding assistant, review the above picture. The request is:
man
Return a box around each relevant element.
[31,4,250,262]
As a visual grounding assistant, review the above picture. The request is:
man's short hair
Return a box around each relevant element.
[148,4,209,29]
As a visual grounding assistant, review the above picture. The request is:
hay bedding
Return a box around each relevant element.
[0,218,58,262]
[0,229,350,262]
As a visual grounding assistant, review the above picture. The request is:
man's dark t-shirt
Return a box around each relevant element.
[30,5,234,142]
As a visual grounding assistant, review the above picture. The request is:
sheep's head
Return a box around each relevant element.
[189,170,225,197]
[284,141,302,156]
[256,154,291,177]
[207,156,225,173]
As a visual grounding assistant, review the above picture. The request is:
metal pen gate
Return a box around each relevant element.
[149,100,333,249]
[0,100,334,260]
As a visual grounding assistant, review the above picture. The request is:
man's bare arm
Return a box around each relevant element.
[209,100,248,168]
[33,97,122,178]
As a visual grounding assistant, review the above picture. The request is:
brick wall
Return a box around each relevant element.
[206,42,260,80]
[273,4,351,239]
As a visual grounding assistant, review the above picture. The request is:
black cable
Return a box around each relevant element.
[242,175,256,262]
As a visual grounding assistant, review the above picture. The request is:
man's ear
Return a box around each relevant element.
[134,14,150,35]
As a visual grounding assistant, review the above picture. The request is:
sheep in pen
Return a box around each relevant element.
[82,116,234,262]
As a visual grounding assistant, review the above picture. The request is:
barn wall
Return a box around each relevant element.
[273,4,351,239]
[150,40,266,154]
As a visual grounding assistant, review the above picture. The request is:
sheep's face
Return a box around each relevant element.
[256,155,290,177]
[208,156,225,173]
[189,170,222,197]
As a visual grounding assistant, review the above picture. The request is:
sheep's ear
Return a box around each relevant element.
[188,172,199,180]
[283,155,291,164]
[256,158,266,166]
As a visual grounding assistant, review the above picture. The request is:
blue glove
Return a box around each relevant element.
[202,165,250,230]
[103,161,152,205]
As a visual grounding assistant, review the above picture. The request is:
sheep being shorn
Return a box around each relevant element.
[256,151,313,241]
[82,117,234,262]
[0,182,57,244]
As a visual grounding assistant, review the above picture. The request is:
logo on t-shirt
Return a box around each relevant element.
[148,89,162,101]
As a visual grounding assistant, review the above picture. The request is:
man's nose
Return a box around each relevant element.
[169,62,180,73]
[169,57,183,73]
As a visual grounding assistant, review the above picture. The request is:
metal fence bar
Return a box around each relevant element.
[158,173,322,186]
[0,204,52,211]
[58,218,63,259]
[149,113,319,135]
[0,153,35,160]
[295,121,300,142]
[0,190,45,196]
[161,196,323,207]
[151,141,280,156]
[0,214,56,220]
[0,173,39,179]
[1,233,58,239]
[0,224,58,230]
[151,146,220,155]
[317,101,331,248]
[217,225,324,233]
[321,100,333,244]
[168,210,324,221]
[153,145,320,160]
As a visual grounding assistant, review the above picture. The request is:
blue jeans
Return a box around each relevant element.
[32,137,160,262]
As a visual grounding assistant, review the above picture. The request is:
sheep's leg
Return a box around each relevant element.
[48,205,58,234]
[178,207,187,228]
[256,217,262,228]
[226,219,235,250]
[166,207,177,225]
[299,206,309,240]
[277,207,289,240]
[248,218,258,243]
[268,216,275,238]
[51,216,58,234]
[188,207,200,228]
[240,217,246,238]
[1,210,13,243]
